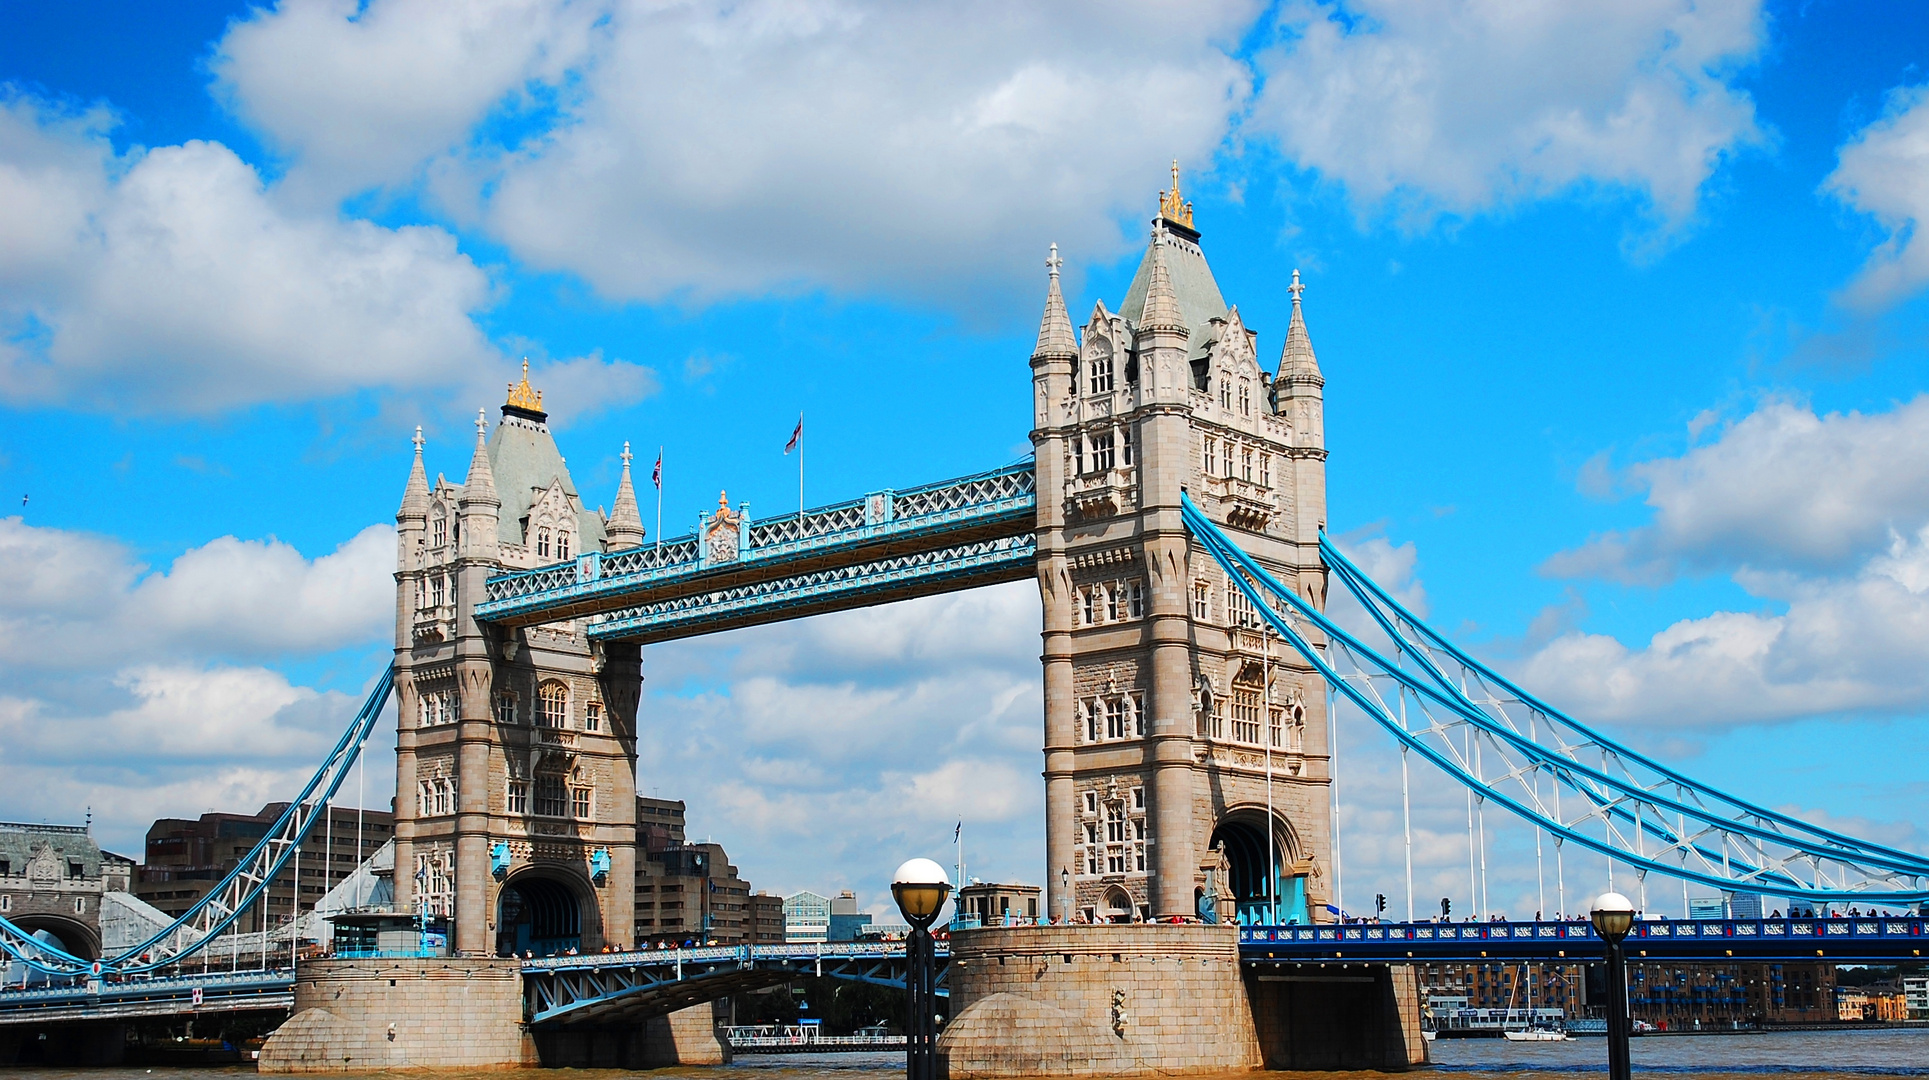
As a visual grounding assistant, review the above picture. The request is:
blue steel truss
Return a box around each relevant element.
[0,669,394,977]
[475,462,1036,635]
[1179,494,1929,905]
[1240,915,1929,963]
[521,943,948,1026]
[589,534,1035,643]
[0,970,293,1025]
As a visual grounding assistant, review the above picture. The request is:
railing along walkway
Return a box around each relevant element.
[475,463,1036,637]
[1241,915,1929,962]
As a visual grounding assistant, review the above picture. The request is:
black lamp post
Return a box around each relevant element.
[893,858,952,1080]
[1060,867,1070,925]
[1591,891,1636,1080]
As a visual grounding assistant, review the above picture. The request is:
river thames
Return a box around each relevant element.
[8,1028,1929,1080]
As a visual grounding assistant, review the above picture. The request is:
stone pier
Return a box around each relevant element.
[939,924,1263,1078]
[259,958,532,1072]
[939,925,1427,1076]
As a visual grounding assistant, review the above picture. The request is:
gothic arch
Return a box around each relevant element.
[9,914,99,960]
[495,864,602,956]
[1209,806,1306,926]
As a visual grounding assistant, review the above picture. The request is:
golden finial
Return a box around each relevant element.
[717,490,730,512]
[1159,159,1193,229]
[505,358,544,412]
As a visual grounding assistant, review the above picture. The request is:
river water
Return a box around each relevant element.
[10,1029,1929,1080]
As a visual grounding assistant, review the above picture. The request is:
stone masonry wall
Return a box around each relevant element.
[258,958,532,1073]
[939,924,1261,1078]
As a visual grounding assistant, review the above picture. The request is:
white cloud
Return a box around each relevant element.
[1249,0,1768,231]
[0,515,399,853]
[1546,396,1929,584]
[0,94,499,412]
[1824,82,1929,311]
[212,0,602,207]
[0,516,394,668]
[217,0,1257,306]
[1520,523,1929,729]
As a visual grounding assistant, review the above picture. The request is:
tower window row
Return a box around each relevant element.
[1201,437,1271,487]
[417,688,457,728]
[414,850,454,917]
[1079,693,1144,743]
[535,527,572,560]
[1073,426,1134,475]
[1216,377,1255,417]
[1077,786,1146,877]
[417,776,457,817]
[1078,579,1144,626]
[490,683,602,731]
[416,573,452,610]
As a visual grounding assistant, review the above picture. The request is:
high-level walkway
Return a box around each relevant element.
[475,463,1036,642]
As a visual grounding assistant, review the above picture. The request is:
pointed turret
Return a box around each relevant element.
[1276,269,1322,386]
[399,426,430,521]
[605,442,647,550]
[461,409,498,505]
[1138,230,1185,333]
[1032,244,1077,360]
[458,408,502,561]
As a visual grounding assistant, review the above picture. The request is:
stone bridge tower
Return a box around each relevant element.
[392,367,648,955]
[1033,171,1333,925]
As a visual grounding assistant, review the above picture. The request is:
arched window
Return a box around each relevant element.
[537,529,551,558]
[556,531,571,560]
[431,513,447,548]
[538,681,569,729]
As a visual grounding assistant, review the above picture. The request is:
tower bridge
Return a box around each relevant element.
[5,172,1928,1071]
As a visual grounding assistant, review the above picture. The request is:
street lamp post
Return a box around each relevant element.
[1059,867,1070,925]
[893,858,952,1080]
[1591,891,1636,1080]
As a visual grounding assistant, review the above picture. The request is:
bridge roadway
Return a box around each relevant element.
[0,969,292,1026]
[522,942,949,1027]
[1240,914,1929,963]
[473,462,1036,642]
[8,917,1923,1029]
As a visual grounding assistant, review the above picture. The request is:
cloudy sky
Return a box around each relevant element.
[4,0,1928,921]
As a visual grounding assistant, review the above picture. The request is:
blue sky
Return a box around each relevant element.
[4,0,1929,920]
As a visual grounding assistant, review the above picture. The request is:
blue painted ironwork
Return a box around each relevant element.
[589,534,1035,643]
[1240,916,1929,963]
[1179,494,1929,904]
[0,969,293,1025]
[522,942,948,1026]
[0,669,395,977]
[474,462,1036,633]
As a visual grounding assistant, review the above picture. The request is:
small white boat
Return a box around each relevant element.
[1422,1030,1437,1042]
[1503,1028,1569,1042]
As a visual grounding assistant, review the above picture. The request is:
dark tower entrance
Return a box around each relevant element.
[1209,813,1310,925]
[496,875,582,957]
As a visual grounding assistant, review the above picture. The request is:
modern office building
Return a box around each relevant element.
[828,890,871,942]
[134,804,392,933]
[632,796,761,946]
[784,891,831,944]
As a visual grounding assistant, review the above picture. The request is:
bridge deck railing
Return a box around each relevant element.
[1242,916,1928,954]
[475,462,1036,624]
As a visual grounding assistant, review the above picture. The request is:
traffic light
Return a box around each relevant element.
[1376,893,1387,915]
[1441,897,1451,918]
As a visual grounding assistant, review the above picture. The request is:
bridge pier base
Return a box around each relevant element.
[258,958,531,1073]
[939,925,1262,1078]
[1245,962,1428,1070]
[0,1021,127,1066]
[532,1000,731,1068]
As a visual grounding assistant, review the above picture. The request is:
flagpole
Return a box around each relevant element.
[654,446,662,551]
[797,412,804,529]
